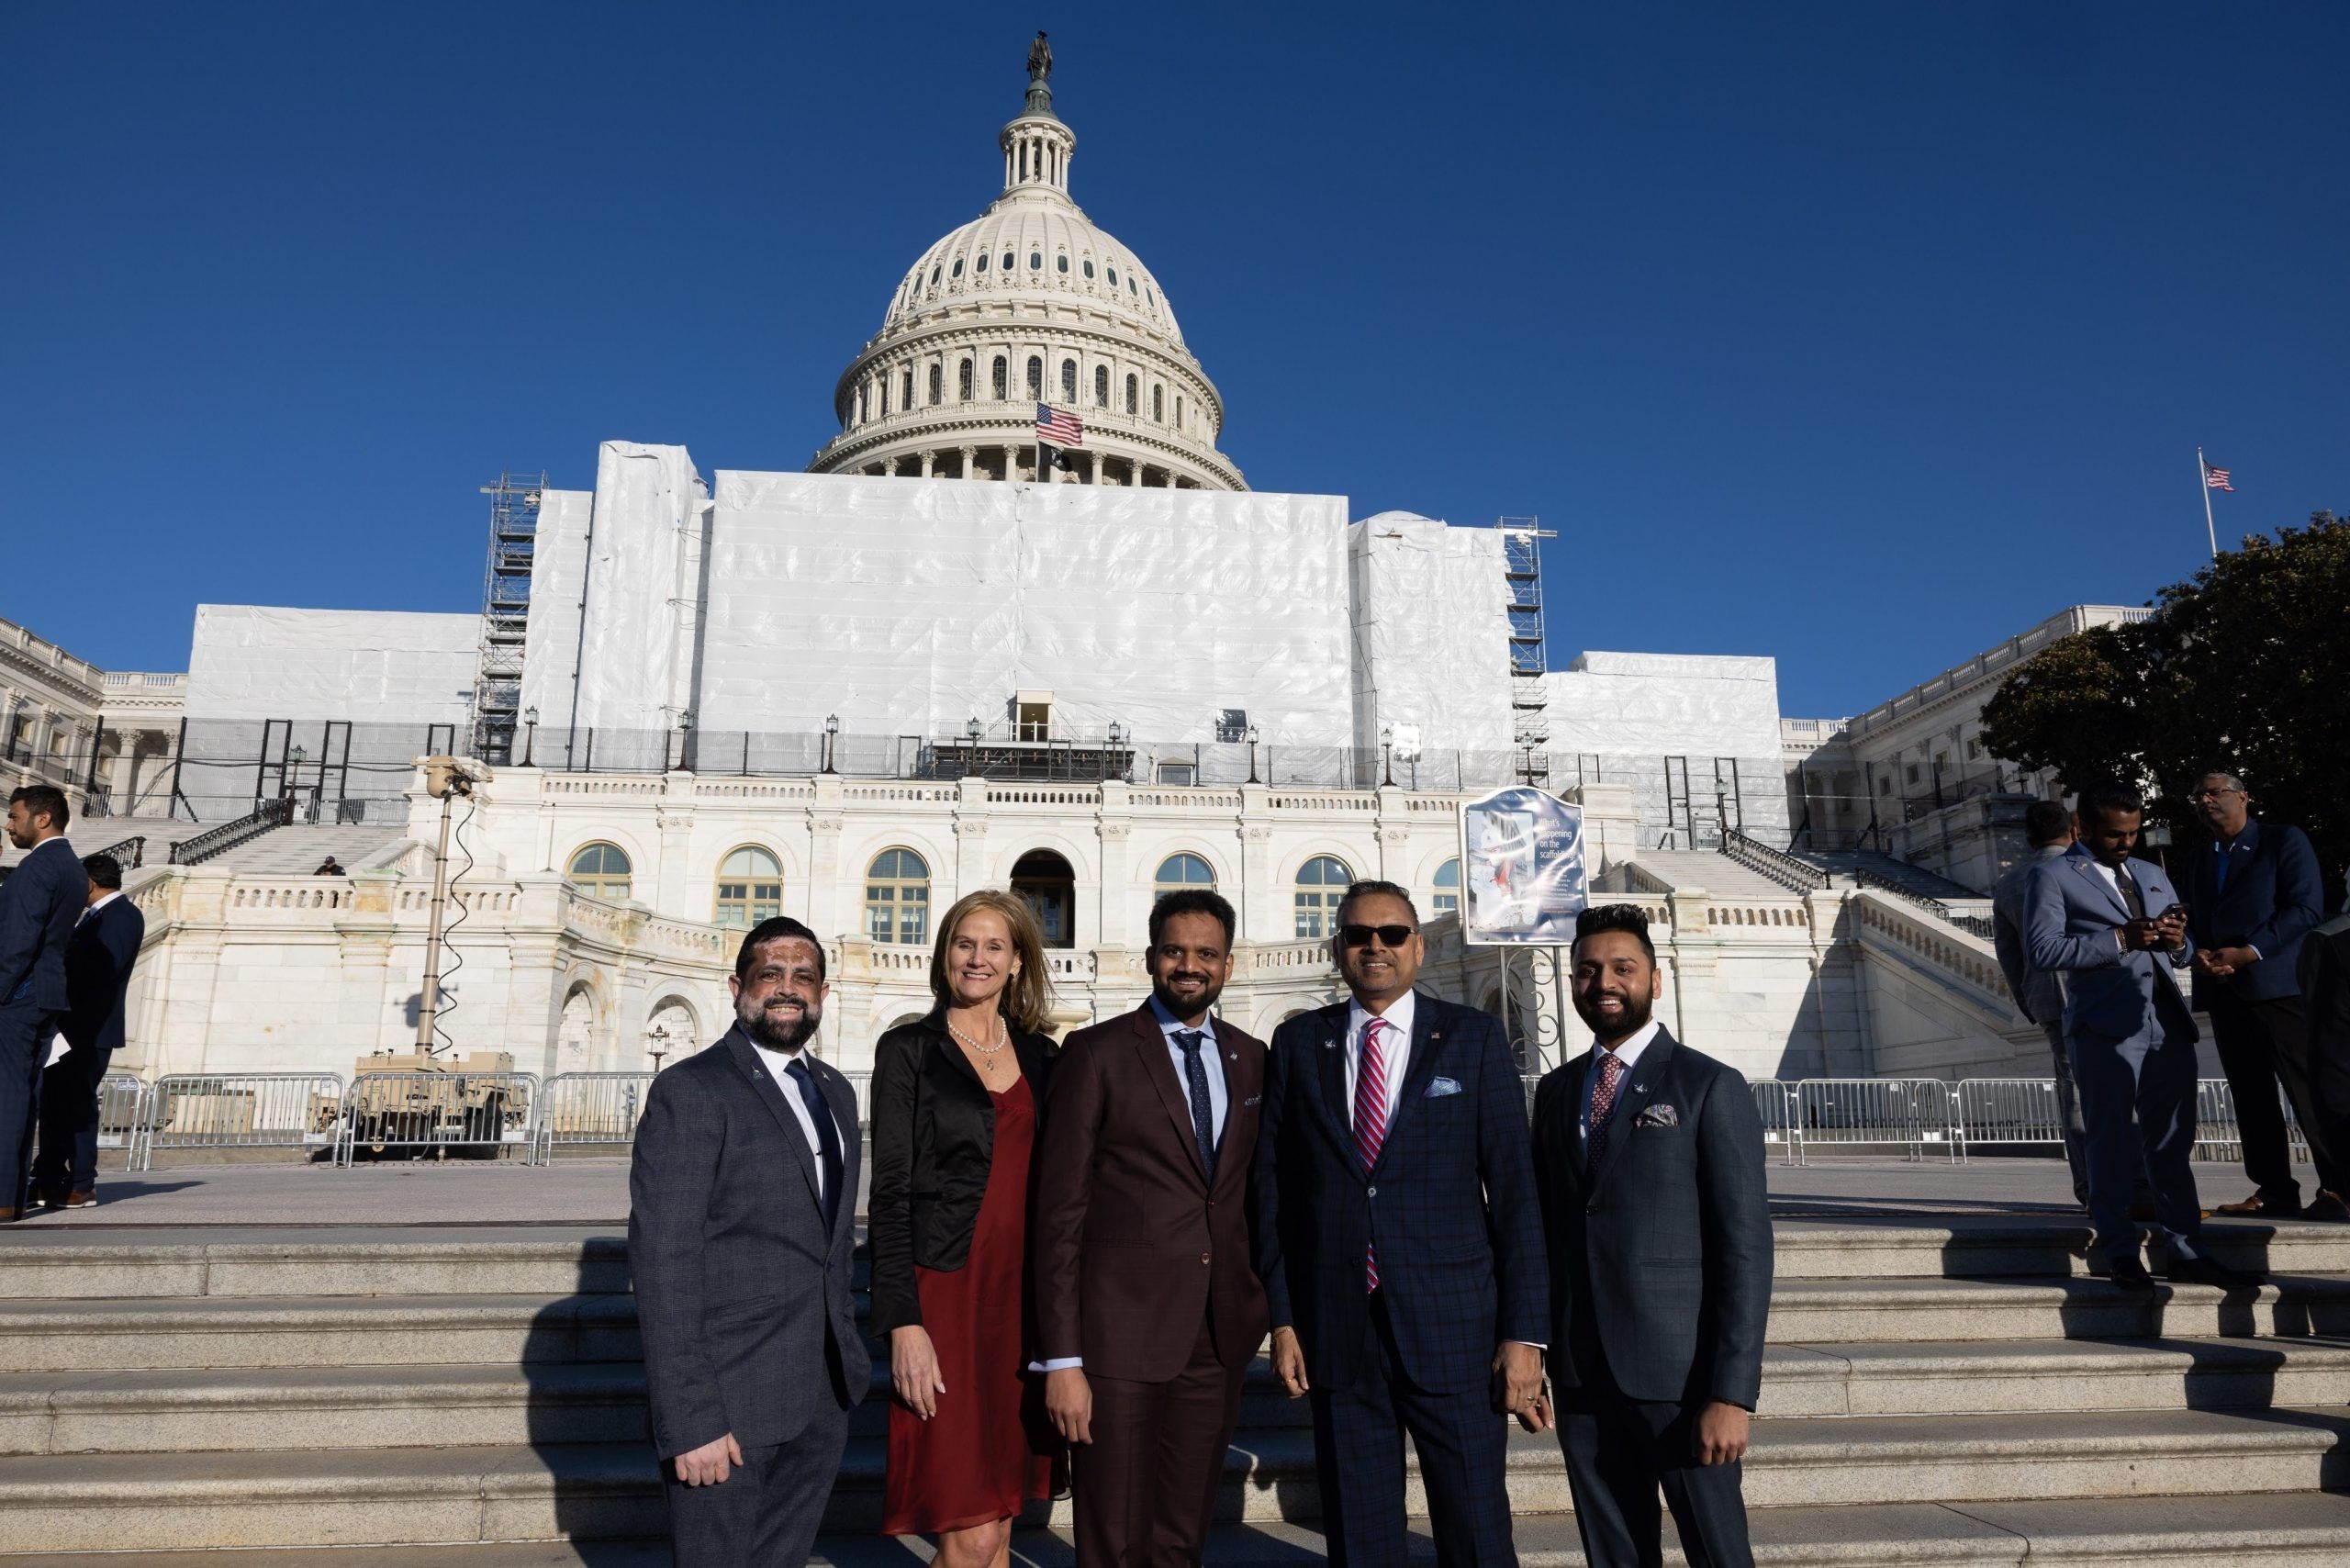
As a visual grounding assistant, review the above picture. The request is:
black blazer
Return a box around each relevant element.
[0,836,81,1014]
[63,895,145,1055]
[867,1009,1056,1337]
[1530,1026,1773,1410]
[2181,818,2326,1005]
[626,1027,867,1460]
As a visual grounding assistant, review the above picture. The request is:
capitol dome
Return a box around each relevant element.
[808,37,1244,491]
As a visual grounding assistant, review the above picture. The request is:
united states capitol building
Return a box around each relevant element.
[3,45,2136,1093]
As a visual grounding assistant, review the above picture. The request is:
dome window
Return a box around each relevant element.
[1124,374,1138,415]
[1060,359,1077,401]
[991,356,1008,398]
[976,253,989,274]
[1029,252,1042,271]
[1002,251,1014,272]
[1093,365,1109,407]
[1057,254,1069,274]
[1107,266,1119,287]
[900,368,914,409]
[1152,385,1164,422]
[1082,259,1095,279]
[953,257,965,278]
[930,265,941,286]
[929,364,943,405]
[1147,286,1156,306]
[1128,276,1138,296]
[1025,355,1043,398]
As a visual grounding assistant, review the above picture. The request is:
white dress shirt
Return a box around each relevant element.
[1579,1019,1662,1148]
[1343,990,1416,1126]
[80,890,122,924]
[1151,993,1228,1144]
[749,1041,843,1202]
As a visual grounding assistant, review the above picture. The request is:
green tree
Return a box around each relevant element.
[1979,511,2350,885]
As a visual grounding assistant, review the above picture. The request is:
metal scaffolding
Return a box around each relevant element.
[1498,516,1554,784]
[470,472,546,764]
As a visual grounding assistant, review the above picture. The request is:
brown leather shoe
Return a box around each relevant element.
[2215,1193,2301,1217]
[2304,1191,2350,1223]
[62,1191,95,1208]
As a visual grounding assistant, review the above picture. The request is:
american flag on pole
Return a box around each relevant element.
[1035,403,1085,449]
[2204,462,2234,492]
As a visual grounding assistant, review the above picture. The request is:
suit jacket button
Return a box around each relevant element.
[1367,1185,1377,1197]
[1202,1252,1212,1265]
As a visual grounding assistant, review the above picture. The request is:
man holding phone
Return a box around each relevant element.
[2025,781,2252,1291]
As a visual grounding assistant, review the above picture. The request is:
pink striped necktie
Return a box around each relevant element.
[1355,1017,1393,1291]
[1587,1049,1625,1173]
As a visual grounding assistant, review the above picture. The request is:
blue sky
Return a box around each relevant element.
[5,4,2343,718]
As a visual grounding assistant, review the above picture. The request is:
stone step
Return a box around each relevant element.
[1770,1273,2350,1343]
[9,1333,2350,1455]
[8,1218,2350,1303]
[4,1407,2347,1550]
[0,1294,642,1372]
[11,1493,2350,1567]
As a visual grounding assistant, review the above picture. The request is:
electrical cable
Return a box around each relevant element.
[431,788,479,1056]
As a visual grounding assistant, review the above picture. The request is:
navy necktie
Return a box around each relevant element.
[1175,1029,1217,1179]
[785,1057,845,1236]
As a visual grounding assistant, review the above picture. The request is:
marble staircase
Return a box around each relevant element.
[1,1217,2348,1564]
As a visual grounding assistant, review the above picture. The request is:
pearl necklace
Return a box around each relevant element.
[947,1014,1010,1056]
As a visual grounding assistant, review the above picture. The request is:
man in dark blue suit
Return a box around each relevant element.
[1257,879,1548,1568]
[1532,903,1771,1568]
[33,852,145,1210]
[2179,768,2333,1218]
[0,786,82,1222]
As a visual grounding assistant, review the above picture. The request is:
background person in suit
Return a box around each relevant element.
[0,785,80,1223]
[2025,781,2248,1292]
[1994,801,2095,1206]
[31,852,144,1209]
[1256,879,1547,1568]
[869,890,1061,1567]
[628,916,867,1568]
[2298,913,2350,1179]
[1530,903,1771,1568]
[2180,769,2335,1218]
[1032,887,1268,1567]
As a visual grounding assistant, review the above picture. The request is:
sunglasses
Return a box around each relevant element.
[1338,924,1416,949]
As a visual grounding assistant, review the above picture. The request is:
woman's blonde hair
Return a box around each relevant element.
[928,889,1056,1035]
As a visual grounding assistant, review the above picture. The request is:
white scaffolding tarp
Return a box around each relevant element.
[1348,512,1514,753]
[695,471,1361,744]
[185,605,480,724]
[518,487,592,728]
[1546,652,1783,760]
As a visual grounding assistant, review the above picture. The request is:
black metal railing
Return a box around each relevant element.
[1852,866,1995,939]
[168,798,293,868]
[93,836,147,870]
[1720,830,1832,893]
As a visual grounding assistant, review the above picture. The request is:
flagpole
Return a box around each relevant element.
[2197,446,2219,561]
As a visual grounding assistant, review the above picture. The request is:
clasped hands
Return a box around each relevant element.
[2194,944,2257,979]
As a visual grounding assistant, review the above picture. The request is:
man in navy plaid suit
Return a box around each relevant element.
[1256,879,1548,1567]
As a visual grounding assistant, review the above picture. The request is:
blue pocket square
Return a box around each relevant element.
[1427,1076,1462,1097]
[1634,1103,1679,1128]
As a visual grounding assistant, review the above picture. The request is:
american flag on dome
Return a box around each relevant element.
[1035,403,1085,449]
[2203,462,2234,492]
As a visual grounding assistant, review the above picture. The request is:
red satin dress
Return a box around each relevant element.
[881,1077,1063,1535]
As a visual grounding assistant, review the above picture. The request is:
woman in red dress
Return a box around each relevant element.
[868,889,1064,1566]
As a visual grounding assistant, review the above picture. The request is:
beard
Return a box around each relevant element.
[1575,987,1653,1045]
[738,991,822,1054]
[1150,970,1225,1021]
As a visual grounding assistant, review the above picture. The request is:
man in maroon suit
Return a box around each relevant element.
[1033,887,1269,1566]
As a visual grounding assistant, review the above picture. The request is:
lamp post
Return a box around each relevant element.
[2142,820,2173,874]
[1246,722,1260,785]
[676,711,695,774]
[521,706,538,767]
[646,1023,671,1074]
[1107,719,1127,783]
[1380,724,1394,789]
[822,712,840,774]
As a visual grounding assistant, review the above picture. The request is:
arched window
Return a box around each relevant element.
[1083,259,1095,278]
[713,846,783,929]
[1432,858,1461,916]
[900,368,914,409]
[865,849,931,946]
[959,359,975,400]
[929,265,940,286]
[1025,355,1043,398]
[992,356,1009,398]
[1128,276,1138,295]
[1029,252,1042,271]
[567,843,632,902]
[856,386,868,423]
[1107,265,1119,287]
[1002,251,1014,272]
[928,363,943,404]
[954,256,966,277]
[878,378,890,417]
[1012,849,1076,949]
[1152,385,1164,422]
[1093,364,1109,406]
[1175,394,1184,428]
[1293,856,1353,939]
[1057,254,1069,274]
[976,252,989,274]
[1154,853,1216,902]
[1125,374,1138,414]
[1060,359,1077,402]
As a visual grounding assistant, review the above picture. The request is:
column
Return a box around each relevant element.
[809,776,845,936]
[958,445,977,481]
[920,450,934,477]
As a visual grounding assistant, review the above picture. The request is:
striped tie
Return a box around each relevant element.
[1354,1018,1393,1292]
[1587,1049,1624,1174]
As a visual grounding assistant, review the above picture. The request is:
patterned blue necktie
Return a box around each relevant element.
[784,1057,844,1236]
[1175,1029,1216,1179]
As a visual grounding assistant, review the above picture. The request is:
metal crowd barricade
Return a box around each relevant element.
[133,1073,343,1170]
[1955,1078,2065,1157]
[2190,1077,2312,1166]
[94,1073,148,1161]
[335,1071,539,1166]
[1750,1079,1799,1165]
[1794,1078,1962,1164]
[533,1072,655,1162]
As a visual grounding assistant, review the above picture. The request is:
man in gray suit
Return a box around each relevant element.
[2025,781,2250,1292]
[1531,903,1773,1568]
[1,785,81,1222]
[1995,800,2092,1205]
[629,916,867,1568]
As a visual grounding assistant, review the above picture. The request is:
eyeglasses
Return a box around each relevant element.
[1338,924,1416,949]
[2188,788,2244,801]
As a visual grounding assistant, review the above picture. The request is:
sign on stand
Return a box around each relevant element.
[1459,787,1589,946]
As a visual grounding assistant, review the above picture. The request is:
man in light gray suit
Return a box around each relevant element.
[2025,781,2250,1292]
[1995,800,2091,1204]
[629,916,867,1568]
